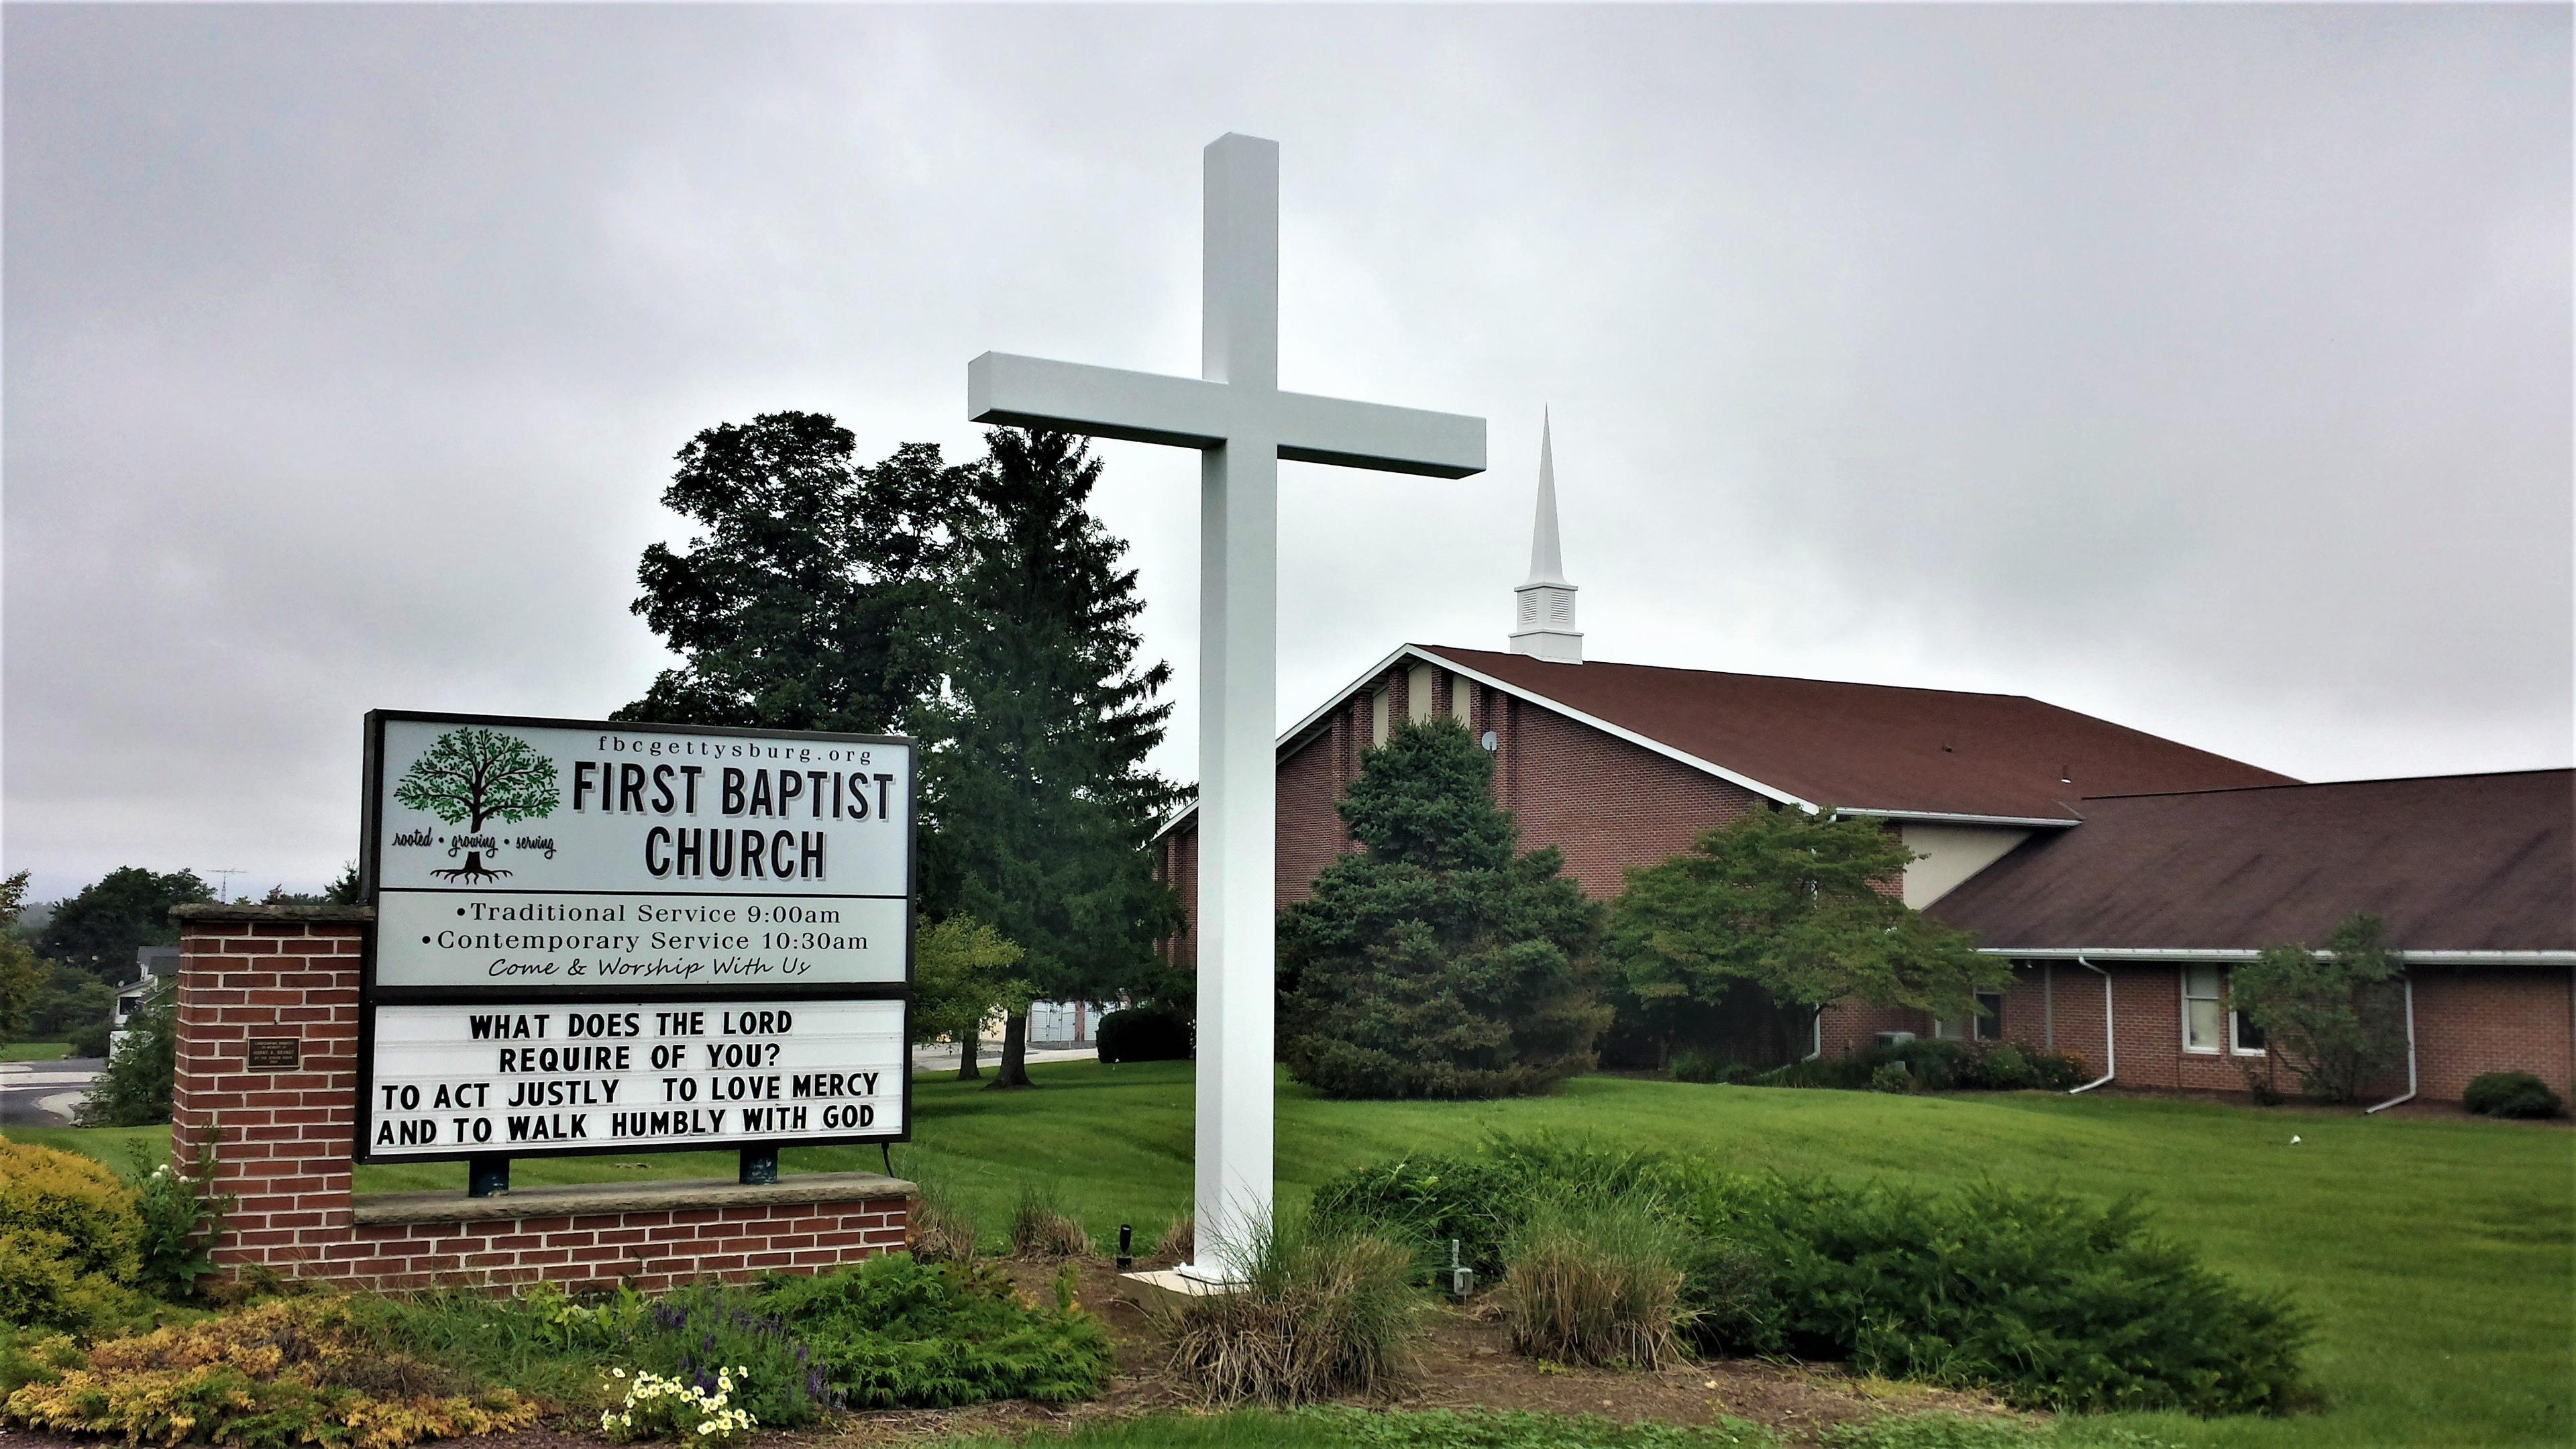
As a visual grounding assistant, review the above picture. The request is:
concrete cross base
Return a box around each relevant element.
[1120,1267,1245,1304]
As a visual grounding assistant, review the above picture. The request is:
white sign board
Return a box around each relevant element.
[362,998,908,1159]
[358,712,914,1162]
[367,716,911,989]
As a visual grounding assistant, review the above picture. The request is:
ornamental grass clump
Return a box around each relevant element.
[1498,1199,1695,1369]
[1009,1183,1093,1260]
[1163,1218,1421,1406]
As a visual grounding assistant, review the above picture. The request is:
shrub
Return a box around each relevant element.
[2463,1071,2565,1120]
[1163,1220,1420,1405]
[1668,1050,1761,1085]
[129,1135,231,1301]
[0,1141,158,1336]
[1310,1138,1701,1280]
[0,1324,85,1397]
[1870,1062,1914,1093]
[1096,1005,1192,1063]
[2,1298,541,1449]
[763,1254,1114,1408]
[1497,1199,1694,1368]
[633,1284,836,1426]
[1745,1040,2083,1095]
[76,996,176,1126]
[1315,1138,2308,1417]
[1010,1183,1093,1260]
[1698,1178,2308,1415]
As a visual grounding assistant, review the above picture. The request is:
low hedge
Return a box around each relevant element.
[1311,1136,2308,1416]
[2463,1071,2564,1120]
[1096,1006,1192,1063]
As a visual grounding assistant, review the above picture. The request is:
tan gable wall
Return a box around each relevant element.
[1897,822,2035,908]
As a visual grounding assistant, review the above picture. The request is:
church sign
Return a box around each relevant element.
[356,711,914,1161]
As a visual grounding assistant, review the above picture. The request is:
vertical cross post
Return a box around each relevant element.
[967,133,1484,1282]
[1193,135,1280,1277]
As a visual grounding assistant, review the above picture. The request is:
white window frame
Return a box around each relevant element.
[1931,991,2007,1044]
[2182,964,2266,1057]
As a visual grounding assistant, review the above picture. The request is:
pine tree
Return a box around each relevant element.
[1277,718,1607,1099]
[922,430,1187,1088]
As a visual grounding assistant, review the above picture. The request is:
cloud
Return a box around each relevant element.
[5,5,2566,900]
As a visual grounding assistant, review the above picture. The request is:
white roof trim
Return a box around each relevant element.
[1411,646,1818,812]
[1838,808,2081,830]
[1981,947,2576,965]
[1154,642,2100,841]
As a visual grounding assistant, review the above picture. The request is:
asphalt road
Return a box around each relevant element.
[0,1056,103,1127]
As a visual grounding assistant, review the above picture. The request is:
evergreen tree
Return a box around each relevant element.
[1277,718,1607,1099]
[922,430,1187,1088]
[617,412,973,735]
[1606,808,2009,1059]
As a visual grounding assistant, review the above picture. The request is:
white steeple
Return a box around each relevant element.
[1509,411,1582,663]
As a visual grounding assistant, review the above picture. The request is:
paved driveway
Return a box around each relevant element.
[0,1057,103,1127]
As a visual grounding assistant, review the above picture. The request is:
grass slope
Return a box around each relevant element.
[11,1064,2569,1448]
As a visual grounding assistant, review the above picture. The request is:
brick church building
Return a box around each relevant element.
[1153,422,2575,1107]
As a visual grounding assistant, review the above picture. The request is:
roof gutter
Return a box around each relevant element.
[1978,947,2576,965]
[1834,808,2082,830]
[2069,956,2114,1093]
[2363,974,2418,1116]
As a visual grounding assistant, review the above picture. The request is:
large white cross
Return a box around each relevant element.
[969,133,1486,1281]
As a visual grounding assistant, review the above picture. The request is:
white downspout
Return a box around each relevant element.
[1805,1006,1823,1062]
[2070,956,2115,1093]
[2364,974,2418,1115]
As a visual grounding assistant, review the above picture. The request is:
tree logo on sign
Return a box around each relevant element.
[394,727,561,883]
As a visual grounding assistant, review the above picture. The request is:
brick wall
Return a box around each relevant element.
[1159,663,1766,926]
[170,906,909,1293]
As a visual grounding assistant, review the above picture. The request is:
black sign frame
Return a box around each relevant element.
[354,709,918,1165]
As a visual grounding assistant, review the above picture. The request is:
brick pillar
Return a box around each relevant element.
[170,904,369,1277]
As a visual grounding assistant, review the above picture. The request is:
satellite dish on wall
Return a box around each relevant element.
[1481,731,1499,753]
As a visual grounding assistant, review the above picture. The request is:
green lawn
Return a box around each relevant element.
[11,1065,2570,1449]
[0,1040,74,1061]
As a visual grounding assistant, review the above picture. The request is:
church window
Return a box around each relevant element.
[2182,965,2266,1055]
[1450,672,1473,723]
[1934,990,2007,1043]
[1407,663,1436,723]
[1371,688,1389,747]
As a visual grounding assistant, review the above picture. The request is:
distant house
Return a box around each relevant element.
[112,945,179,1036]
[1149,425,2575,1106]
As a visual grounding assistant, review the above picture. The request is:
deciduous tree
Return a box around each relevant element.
[38,867,213,985]
[910,914,1032,1082]
[1607,808,2008,1060]
[2229,914,2408,1104]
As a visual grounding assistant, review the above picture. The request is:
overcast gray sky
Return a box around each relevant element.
[5,3,2568,902]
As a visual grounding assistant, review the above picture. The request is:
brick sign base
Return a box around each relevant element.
[171,906,912,1293]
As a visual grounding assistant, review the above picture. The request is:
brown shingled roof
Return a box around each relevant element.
[1421,645,2292,822]
[1929,770,2576,953]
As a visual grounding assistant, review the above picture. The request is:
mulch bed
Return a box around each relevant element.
[0,1256,2023,1449]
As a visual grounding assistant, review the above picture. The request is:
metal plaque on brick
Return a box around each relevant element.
[357,711,916,1162]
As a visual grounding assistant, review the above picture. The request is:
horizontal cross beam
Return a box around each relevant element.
[968,352,1486,479]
